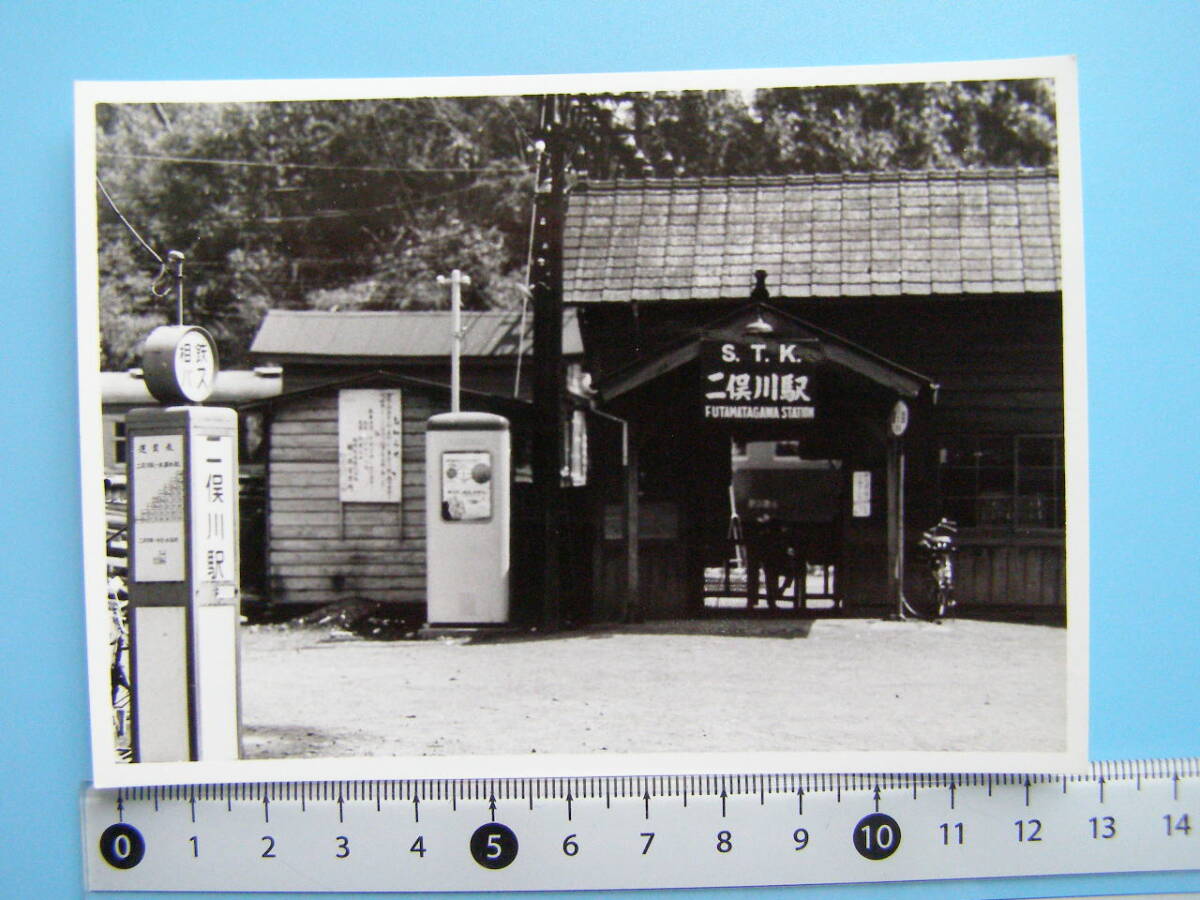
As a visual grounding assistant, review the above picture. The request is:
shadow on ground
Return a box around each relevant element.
[249,598,819,643]
[610,619,815,638]
[242,724,358,759]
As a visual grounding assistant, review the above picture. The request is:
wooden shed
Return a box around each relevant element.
[234,168,1070,625]
[241,371,532,612]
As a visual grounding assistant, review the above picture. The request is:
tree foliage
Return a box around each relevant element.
[754,80,1057,173]
[96,97,537,367]
[95,80,1055,368]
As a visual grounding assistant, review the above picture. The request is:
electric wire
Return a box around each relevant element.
[98,151,527,176]
[255,172,523,224]
[95,176,162,264]
[97,123,537,325]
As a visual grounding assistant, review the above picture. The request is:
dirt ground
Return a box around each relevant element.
[239,617,1067,759]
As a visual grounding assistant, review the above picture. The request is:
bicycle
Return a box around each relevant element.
[917,518,958,620]
[107,571,133,762]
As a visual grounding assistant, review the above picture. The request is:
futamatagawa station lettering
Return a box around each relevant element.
[701,337,819,421]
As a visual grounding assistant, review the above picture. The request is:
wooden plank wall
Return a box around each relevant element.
[956,543,1064,609]
[267,389,433,606]
[599,541,688,620]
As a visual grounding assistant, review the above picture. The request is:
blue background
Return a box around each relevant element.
[0,1,1196,897]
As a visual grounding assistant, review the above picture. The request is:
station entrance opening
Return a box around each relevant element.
[592,304,933,622]
[706,436,845,613]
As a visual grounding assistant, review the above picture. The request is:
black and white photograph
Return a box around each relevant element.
[76,60,1088,787]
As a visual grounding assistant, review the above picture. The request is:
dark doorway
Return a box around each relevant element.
[704,438,844,614]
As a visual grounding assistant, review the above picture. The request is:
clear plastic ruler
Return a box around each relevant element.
[85,758,1199,893]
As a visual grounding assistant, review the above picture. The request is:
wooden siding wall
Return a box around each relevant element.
[267,390,433,606]
[600,541,688,619]
[955,542,1064,610]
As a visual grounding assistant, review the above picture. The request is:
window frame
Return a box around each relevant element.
[936,432,1064,533]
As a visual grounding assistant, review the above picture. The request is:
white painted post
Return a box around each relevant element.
[125,324,242,763]
[437,269,471,413]
[126,406,242,762]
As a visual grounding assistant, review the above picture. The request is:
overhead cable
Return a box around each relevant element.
[256,174,522,223]
[95,176,162,264]
[98,151,527,176]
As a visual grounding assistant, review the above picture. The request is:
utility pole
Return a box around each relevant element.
[437,269,471,413]
[530,95,567,630]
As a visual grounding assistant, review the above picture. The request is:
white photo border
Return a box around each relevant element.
[77,56,1088,789]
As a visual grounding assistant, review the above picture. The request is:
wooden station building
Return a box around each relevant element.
[567,167,1066,622]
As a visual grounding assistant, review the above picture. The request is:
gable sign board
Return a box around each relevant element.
[701,338,820,421]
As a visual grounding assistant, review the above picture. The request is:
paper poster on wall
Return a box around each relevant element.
[338,389,402,503]
[131,435,185,582]
[852,470,872,518]
[441,450,493,521]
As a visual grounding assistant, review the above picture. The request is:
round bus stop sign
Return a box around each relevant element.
[142,325,219,404]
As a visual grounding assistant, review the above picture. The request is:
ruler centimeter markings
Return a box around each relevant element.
[85,759,1199,893]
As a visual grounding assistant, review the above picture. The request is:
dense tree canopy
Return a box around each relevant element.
[95,80,1056,368]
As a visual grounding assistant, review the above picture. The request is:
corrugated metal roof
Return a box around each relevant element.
[249,308,582,359]
[562,169,1061,302]
[236,369,533,420]
[101,368,283,405]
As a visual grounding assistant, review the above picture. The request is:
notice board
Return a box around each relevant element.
[130,434,186,583]
[338,389,403,503]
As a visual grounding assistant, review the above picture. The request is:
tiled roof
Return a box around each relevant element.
[249,307,583,360]
[562,169,1060,302]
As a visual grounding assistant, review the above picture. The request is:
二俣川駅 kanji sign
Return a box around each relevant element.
[701,338,820,420]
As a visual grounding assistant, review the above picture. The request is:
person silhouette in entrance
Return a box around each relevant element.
[745,511,789,610]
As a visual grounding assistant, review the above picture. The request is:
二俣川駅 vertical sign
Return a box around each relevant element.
[701,338,820,421]
[191,431,235,588]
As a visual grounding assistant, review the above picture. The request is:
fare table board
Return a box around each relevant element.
[130,435,185,583]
